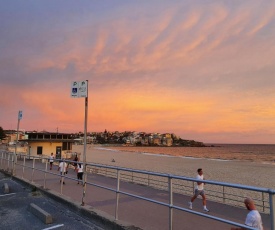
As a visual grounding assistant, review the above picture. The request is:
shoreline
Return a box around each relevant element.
[93,145,275,163]
[95,146,275,166]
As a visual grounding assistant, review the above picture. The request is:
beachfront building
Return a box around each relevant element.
[20,131,74,159]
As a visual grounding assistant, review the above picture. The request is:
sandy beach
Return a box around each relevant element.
[73,145,275,189]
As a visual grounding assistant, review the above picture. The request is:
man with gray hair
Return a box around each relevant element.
[231,197,263,230]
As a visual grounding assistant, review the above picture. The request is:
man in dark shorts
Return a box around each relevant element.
[49,152,54,170]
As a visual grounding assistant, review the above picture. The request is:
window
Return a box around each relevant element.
[37,146,42,155]
[62,142,72,151]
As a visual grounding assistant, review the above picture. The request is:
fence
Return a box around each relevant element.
[1,150,274,230]
[87,165,271,213]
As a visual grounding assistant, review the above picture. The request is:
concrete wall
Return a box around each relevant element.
[28,142,66,158]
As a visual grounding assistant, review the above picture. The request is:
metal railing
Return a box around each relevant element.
[86,165,271,213]
[0,150,274,230]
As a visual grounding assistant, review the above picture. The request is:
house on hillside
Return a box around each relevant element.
[162,133,173,146]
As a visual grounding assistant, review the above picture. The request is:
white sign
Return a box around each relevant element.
[18,110,23,120]
[71,80,88,98]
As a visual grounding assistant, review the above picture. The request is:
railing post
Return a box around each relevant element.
[1,152,3,169]
[22,155,26,179]
[44,159,48,189]
[115,169,120,220]
[223,186,225,203]
[81,162,88,206]
[60,159,65,195]
[7,153,10,172]
[169,176,173,230]
[0,151,2,168]
[269,190,275,230]
[31,158,35,182]
[262,192,265,213]
[12,150,16,176]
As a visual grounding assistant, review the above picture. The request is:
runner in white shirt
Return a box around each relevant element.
[188,168,209,212]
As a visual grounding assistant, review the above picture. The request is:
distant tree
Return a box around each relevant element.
[0,126,6,140]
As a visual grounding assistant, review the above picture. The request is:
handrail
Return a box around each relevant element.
[0,150,272,230]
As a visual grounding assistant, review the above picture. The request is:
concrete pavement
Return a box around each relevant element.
[0,171,108,230]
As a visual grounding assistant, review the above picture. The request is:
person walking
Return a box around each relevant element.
[58,159,67,184]
[73,154,78,170]
[231,197,263,230]
[188,168,209,212]
[49,152,54,170]
[76,161,83,184]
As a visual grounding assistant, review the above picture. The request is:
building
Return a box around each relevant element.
[20,132,74,159]
[162,133,173,146]
[2,130,25,145]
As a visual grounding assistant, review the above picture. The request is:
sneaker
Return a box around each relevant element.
[188,202,192,209]
[203,208,209,212]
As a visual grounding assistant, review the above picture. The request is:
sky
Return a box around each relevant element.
[1,1,275,144]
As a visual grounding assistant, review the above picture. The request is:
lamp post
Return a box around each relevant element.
[13,110,22,175]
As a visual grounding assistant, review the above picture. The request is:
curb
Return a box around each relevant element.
[3,182,9,193]
[29,203,53,224]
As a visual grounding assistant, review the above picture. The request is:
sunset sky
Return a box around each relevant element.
[1,1,275,144]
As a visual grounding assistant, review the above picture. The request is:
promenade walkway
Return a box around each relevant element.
[7,159,272,230]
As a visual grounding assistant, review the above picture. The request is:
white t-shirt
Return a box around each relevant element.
[245,210,263,230]
[77,164,83,173]
[195,174,204,190]
[49,155,54,162]
[59,162,67,173]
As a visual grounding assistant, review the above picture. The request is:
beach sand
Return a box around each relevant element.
[73,145,275,189]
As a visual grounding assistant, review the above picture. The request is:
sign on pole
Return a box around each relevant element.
[70,80,89,205]
[71,81,88,98]
[18,110,23,120]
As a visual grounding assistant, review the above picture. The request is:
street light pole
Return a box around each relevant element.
[14,110,22,176]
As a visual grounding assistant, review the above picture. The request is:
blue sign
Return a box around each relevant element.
[18,111,23,120]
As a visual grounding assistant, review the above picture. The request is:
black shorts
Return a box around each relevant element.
[77,172,83,180]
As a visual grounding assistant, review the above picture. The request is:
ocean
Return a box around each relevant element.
[91,144,275,163]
